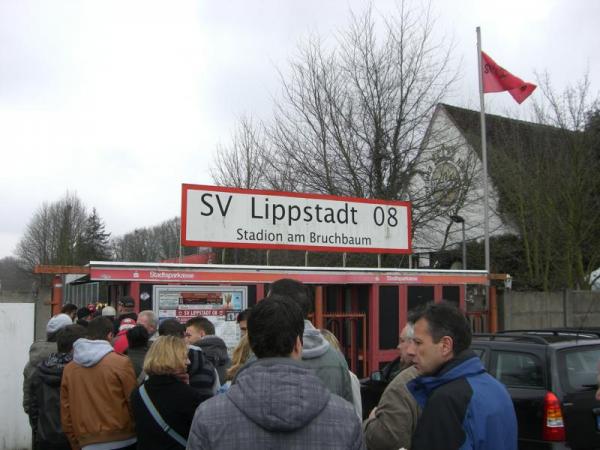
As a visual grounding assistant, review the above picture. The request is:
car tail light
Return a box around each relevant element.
[542,391,565,441]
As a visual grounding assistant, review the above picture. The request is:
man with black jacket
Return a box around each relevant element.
[406,302,517,450]
[185,316,231,385]
[29,324,86,450]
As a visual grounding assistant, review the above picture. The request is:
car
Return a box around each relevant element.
[361,330,600,449]
[359,356,404,420]
[472,332,600,450]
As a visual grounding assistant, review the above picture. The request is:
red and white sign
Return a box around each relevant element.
[176,308,228,319]
[89,267,488,285]
[182,184,412,254]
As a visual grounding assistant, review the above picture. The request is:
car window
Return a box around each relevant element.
[471,347,488,368]
[472,347,485,359]
[558,346,600,393]
[493,351,544,388]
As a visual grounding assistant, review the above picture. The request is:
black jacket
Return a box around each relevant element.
[126,345,148,378]
[187,344,217,399]
[194,335,231,384]
[131,374,203,450]
[29,353,72,449]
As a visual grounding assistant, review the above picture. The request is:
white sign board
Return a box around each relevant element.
[0,302,35,450]
[182,184,412,254]
[153,285,247,353]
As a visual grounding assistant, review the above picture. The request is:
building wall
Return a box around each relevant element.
[0,303,35,450]
[411,107,515,260]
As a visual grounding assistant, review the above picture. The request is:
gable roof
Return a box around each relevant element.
[438,103,573,161]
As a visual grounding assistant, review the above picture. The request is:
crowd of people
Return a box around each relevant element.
[23,279,518,450]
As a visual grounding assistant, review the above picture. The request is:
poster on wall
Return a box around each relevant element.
[152,285,247,353]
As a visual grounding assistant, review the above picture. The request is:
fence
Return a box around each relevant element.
[502,290,600,330]
[63,281,100,308]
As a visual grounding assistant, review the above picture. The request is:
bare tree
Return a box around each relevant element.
[110,216,182,262]
[266,2,458,203]
[211,115,269,189]
[16,192,89,270]
[210,2,470,267]
[490,72,600,290]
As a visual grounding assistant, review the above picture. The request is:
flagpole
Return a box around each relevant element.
[476,27,491,280]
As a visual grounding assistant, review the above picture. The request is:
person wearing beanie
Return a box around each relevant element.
[23,312,74,417]
[47,314,75,338]
[29,324,86,450]
[102,306,117,318]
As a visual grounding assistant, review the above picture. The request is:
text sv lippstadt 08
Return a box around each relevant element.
[183,185,411,252]
[199,193,402,228]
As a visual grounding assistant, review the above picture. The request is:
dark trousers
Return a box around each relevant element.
[34,441,70,450]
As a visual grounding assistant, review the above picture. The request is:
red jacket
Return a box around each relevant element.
[113,331,129,354]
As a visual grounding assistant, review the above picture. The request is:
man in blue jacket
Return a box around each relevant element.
[406,302,517,450]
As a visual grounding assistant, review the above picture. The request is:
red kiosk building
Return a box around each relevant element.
[46,261,490,377]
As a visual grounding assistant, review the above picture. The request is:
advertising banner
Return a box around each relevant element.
[153,285,247,353]
[182,184,412,254]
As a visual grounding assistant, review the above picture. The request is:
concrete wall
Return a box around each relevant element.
[503,290,600,330]
[1,288,52,341]
[0,303,35,450]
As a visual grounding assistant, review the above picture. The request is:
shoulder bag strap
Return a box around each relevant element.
[139,384,187,447]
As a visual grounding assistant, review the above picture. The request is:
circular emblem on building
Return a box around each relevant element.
[429,161,461,206]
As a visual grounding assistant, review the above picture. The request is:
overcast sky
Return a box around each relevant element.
[1,0,598,259]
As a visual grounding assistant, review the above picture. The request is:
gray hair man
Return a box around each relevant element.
[363,322,420,450]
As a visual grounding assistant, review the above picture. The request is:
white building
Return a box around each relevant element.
[411,103,543,267]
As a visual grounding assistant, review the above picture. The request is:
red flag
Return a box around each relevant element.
[481,51,536,104]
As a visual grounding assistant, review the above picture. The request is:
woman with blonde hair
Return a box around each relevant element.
[131,335,203,449]
[218,334,252,393]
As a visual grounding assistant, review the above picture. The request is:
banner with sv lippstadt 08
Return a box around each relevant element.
[181,184,412,254]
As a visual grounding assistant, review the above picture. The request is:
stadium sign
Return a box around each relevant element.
[182,184,412,254]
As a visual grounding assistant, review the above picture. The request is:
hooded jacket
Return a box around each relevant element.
[187,358,365,450]
[23,339,57,414]
[22,314,72,414]
[60,338,137,449]
[29,352,73,447]
[408,351,517,450]
[302,320,353,403]
[194,335,231,385]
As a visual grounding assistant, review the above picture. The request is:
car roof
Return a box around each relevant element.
[473,332,600,347]
[499,328,600,338]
